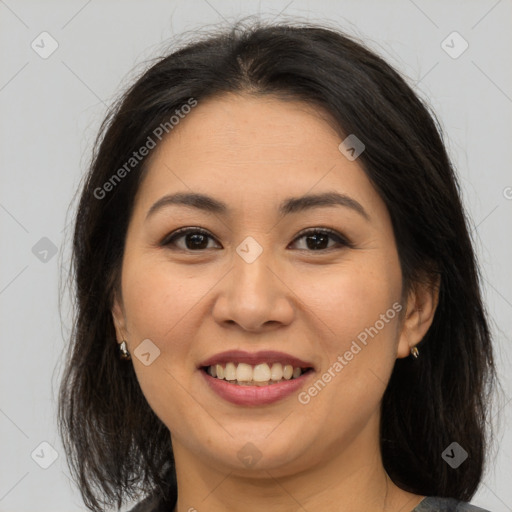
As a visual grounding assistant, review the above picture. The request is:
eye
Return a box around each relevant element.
[161,227,353,252]
[160,227,221,251]
[289,228,352,251]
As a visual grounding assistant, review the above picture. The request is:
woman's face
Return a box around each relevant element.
[112,93,418,477]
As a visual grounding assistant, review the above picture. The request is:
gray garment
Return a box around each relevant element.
[413,497,491,511]
[129,494,492,511]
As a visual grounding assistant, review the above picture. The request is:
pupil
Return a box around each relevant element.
[307,233,328,250]
[184,233,329,250]
[187,233,208,250]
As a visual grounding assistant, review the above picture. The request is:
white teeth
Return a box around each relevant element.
[205,362,308,385]
[253,363,271,382]
[283,364,293,380]
[224,362,236,381]
[236,363,253,382]
[270,363,283,380]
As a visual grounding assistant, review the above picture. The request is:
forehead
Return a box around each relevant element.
[134,93,387,223]
[159,93,342,160]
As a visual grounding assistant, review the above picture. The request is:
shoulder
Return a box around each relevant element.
[127,493,173,512]
[413,496,492,512]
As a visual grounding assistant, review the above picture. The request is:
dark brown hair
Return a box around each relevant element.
[58,20,496,511]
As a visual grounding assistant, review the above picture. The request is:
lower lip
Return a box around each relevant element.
[200,369,314,406]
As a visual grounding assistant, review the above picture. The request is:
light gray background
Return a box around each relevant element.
[1,1,511,511]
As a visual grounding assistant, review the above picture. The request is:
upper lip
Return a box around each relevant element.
[199,350,314,369]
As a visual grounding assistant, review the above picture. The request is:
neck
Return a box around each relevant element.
[171,413,424,512]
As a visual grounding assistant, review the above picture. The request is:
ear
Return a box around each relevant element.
[396,274,440,359]
[111,291,128,342]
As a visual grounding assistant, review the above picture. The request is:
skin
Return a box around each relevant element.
[112,93,439,512]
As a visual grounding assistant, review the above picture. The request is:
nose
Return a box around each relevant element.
[212,248,295,332]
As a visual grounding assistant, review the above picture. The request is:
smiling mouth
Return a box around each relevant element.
[201,362,314,386]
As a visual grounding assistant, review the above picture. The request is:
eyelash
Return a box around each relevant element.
[160,227,354,252]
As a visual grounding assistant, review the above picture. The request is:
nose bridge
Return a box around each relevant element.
[213,237,294,331]
[233,244,271,296]
[232,240,275,310]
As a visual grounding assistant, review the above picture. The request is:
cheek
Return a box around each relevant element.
[297,259,402,414]
[120,260,205,430]
[293,257,402,348]
[121,257,205,348]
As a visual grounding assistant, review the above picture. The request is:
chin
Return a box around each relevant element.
[193,431,317,476]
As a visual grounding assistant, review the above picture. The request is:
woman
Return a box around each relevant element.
[58,21,497,512]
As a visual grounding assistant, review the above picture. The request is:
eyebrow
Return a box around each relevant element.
[145,191,370,221]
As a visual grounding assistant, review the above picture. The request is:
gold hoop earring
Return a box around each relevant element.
[119,340,131,360]
[410,346,419,359]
